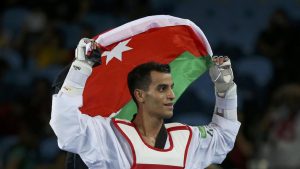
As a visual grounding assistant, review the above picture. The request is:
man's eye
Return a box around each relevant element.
[158,86,166,92]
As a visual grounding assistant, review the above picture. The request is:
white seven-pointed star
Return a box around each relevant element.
[102,39,132,65]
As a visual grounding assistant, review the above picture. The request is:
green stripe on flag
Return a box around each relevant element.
[115,52,212,120]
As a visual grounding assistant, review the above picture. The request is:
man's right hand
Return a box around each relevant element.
[60,38,101,96]
[75,38,102,66]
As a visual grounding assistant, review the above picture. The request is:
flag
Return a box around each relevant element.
[80,15,213,120]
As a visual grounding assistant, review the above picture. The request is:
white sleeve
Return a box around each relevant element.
[185,83,240,168]
[49,61,129,168]
[186,116,240,168]
[50,93,102,164]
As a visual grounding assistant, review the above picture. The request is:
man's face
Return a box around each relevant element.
[142,71,175,119]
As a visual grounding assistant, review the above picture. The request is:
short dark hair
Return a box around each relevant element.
[127,62,171,105]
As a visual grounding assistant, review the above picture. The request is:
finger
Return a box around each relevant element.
[216,56,220,65]
[217,56,224,65]
[223,56,229,62]
[219,56,226,65]
[83,38,92,45]
[95,41,101,49]
[86,43,94,56]
[220,56,231,69]
[212,56,217,62]
[93,41,98,50]
[92,42,97,50]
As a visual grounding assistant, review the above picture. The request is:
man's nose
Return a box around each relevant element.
[167,89,175,100]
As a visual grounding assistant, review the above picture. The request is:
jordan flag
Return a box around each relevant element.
[81,15,213,120]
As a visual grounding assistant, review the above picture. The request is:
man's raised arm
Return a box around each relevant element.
[186,56,240,168]
[49,38,101,151]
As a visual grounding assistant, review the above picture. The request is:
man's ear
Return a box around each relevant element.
[134,89,145,103]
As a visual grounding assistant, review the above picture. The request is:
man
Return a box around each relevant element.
[50,38,240,169]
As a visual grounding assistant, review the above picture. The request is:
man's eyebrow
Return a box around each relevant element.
[157,84,168,88]
[157,83,174,88]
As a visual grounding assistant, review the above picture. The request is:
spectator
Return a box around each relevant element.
[259,84,300,168]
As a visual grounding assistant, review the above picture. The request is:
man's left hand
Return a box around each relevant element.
[209,56,234,97]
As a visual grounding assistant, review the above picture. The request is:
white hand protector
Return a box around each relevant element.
[75,38,101,66]
[209,56,237,121]
[209,56,234,97]
[61,38,101,96]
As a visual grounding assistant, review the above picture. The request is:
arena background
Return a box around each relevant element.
[1,0,300,168]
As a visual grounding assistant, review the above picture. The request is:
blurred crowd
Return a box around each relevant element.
[0,0,300,169]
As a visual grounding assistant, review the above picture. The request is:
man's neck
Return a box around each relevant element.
[132,112,164,146]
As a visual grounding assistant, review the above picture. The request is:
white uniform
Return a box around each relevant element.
[50,59,240,169]
[50,93,240,169]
